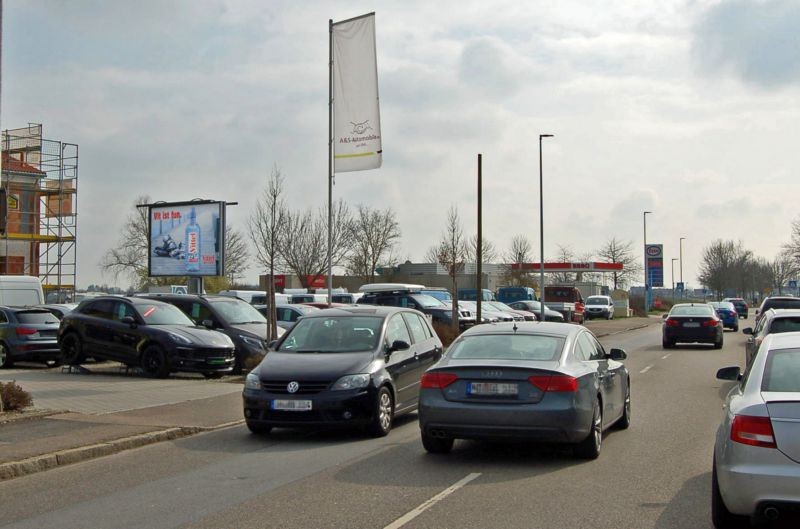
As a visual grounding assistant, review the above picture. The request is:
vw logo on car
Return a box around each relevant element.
[286,381,300,394]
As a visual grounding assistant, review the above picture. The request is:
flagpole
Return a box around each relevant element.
[327,18,333,307]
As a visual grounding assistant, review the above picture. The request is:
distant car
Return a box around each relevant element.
[755,296,800,323]
[36,303,79,320]
[274,303,320,331]
[507,300,565,322]
[0,306,61,368]
[359,287,474,330]
[742,309,800,365]
[417,322,630,458]
[485,301,537,321]
[709,301,738,331]
[447,301,494,324]
[712,332,800,527]
[662,303,723,349]
[419,288,452,303]
[59,296,236,378]
[584,295,615,320]
[243,306,443,436]
[723,297,749,319]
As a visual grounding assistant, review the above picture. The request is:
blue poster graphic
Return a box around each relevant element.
[148,201,225,277]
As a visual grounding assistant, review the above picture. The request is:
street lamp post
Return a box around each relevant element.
[539,134,554,323]
[643,211,652,313]
[679,237,686,299]
[671,258,678,303]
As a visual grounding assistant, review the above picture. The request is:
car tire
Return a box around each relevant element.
[714,338,723,350]
[574,399,602,459]
[662,338,673,349]
[616,381,631,430]
[711,455,748,528]
[60,333,86,365]
[140,345,170,378]
[246,421,272,435]
[367,386,394,438]
[732,325,738,332]
[0,343,13,368]
[421,432,455,454]
[202,372,225,379]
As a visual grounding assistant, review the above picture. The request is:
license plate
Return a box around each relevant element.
[271,399,312,411]
[684,322,700,328]
[468,382,518,396]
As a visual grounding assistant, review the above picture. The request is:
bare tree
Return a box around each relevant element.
[427,206,467,329]
[771,250,799,295]
[280,199,352,289]
[500,235,537,288]
[549,245,577,283]
[465,234,499,264]
[224,226,250,285]
[249,166,288,340]
[698,240,753,298]
[595,237,643,290]
[345,205,401,283]
[100,195,152,289]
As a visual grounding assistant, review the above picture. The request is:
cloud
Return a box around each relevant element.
[458,38,522,97]
[692,0,800,88]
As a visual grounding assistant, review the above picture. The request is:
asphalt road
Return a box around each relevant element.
[0,320,753,529]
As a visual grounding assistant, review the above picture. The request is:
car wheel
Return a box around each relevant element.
[616,381,631,429]
[714,338,723,350]
[711,455,748,528]
[202,372,224,379]
[574,399,602,459]
[60,333,86,365]
[0,343,13,368]
[421,431,454,454]
[246,421,272,435]
[662,338,673,349]
[367,386,394,438]
[732,325,738,332]
[140,345,170,378]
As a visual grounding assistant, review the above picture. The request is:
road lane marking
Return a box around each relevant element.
[640,365,653,374]
[662,353,671,359]
[383,472,482,529]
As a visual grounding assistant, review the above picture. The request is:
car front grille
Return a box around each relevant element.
[260,380,331,394]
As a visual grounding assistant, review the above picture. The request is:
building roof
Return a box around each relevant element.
[1,152,45,175]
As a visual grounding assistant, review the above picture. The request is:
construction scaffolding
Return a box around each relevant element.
[1,124,78,301]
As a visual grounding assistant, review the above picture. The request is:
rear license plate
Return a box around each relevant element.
[684,322,700,328]
[272,399,312,411]
[468,382,518,396]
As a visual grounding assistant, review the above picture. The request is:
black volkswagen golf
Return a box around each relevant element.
[243,306,443,437]
[58,296,236,378]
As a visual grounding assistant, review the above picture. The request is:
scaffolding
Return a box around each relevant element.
[1,124,78,300]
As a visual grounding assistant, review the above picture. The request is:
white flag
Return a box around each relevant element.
[332,13,382,172]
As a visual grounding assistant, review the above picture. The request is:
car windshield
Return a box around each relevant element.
[14,310,60,325]
[278,316,383,353]
[762,349,800,392]
[711,302,735,311]
[670,305,714,316]
[410,294,446,308]
[501,289,528,301]
[137,303,195,325]
[209,298,267,324]
[767,299,800,310]
[448,333,565,361]
[586,297,608,305]
[422,290,452,302]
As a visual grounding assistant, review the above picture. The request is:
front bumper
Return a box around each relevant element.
[585,309,610,319]
[170,347,235,373]
[243,387,376,428]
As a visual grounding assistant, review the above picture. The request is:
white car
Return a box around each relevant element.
[713,331,800,527]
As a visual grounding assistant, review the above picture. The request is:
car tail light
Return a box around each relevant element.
[16,327,38,336]
[731,415,777,448]
[665,318,680,327]
[702,319,718,327]
[528,374,578,392]
[421,372,458,389]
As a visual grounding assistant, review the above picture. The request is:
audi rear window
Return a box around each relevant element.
[762,349,800,392]
[448,334,565,361]
[14,310,59,325]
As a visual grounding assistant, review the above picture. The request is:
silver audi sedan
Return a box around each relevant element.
[418,322,630,458]
[713,331,800,527]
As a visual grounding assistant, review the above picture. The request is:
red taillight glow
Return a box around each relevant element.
[665,318,680,327]
[15,327,38,336]
[731,415,777,448]
[421,372,458,389]
[702,319,718,327]
[528,374,578,392]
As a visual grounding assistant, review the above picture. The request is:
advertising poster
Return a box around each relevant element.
[148,201,225,277]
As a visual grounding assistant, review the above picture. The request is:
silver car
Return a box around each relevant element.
[713,331,800,527]
[418,322,630,458]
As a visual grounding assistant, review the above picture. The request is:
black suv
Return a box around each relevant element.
[358,290,473,329]
[141,294,282,374]
[59,296,236,378]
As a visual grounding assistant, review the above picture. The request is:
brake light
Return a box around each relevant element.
[528,374,578,392]
[421,372,458,389]
[15,327,38,336]
[665,318,679,327]
[731,415,776,448]
[702,319,718,327]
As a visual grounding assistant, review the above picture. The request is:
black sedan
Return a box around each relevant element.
[507,300,565,322]
[417,322,630,458]
[243,306,443,437]
[662,303,723,349]
[58,296,236,378]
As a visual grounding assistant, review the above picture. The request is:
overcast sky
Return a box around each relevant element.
[3,0,800,290]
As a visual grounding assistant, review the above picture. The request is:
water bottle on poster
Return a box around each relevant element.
[185,207,201,272]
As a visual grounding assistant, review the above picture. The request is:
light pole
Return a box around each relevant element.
[679,237,686,299]
[671,258,678,303]
[539,133,554,323]
[643,211,652,313]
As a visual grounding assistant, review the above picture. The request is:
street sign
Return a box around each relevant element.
[790,280,798,289]
[676,282,684,292]
[645,244,664,287]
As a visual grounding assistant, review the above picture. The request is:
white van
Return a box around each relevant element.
[217,290,268,305]
[0,275,45,306]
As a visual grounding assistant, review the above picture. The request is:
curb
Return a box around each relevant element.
[0,419,244,482]
[593,323,653,338]
[0,409,69,425]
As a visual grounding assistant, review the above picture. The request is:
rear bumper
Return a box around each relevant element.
[8,341,61,361]
[717,455,800,516]
[663,327,720,343]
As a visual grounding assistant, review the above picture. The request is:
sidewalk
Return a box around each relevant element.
[0,317,660,481]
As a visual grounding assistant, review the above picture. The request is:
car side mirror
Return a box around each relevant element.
[387,340,410,354]
[201,319,214,329]
[716,366,741,381]
[661,314,669,320]
[268,340,277,350]
[121,316,136,326]
[607,348,627,361]
[742,327,753,335]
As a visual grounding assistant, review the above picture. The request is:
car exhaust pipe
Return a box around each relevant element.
[429,429,446,438]
[763,506,780,521]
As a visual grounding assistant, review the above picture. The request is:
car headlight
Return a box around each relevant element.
[331,374,370,391]
[239,334,266,351]
[245,373,262,390]
[167,332,192,345]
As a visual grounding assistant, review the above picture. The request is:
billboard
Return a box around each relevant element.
[148,201,225,277]
[645,244,664,288]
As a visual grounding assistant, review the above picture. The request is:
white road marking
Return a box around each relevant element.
[662,353,671,359]
[383,472,482,529]
[640,365,653,374]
